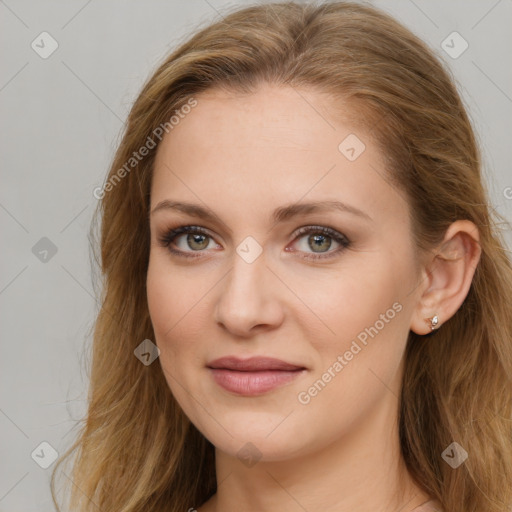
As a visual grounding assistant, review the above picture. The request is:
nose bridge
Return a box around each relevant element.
[214,243,283,334]
[223,245,269,309]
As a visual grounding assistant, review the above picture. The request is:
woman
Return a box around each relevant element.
[51,2,512,512]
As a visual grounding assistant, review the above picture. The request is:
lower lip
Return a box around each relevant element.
[208,368,305,396]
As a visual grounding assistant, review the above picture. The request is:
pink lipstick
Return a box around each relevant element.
[207,356,306,396]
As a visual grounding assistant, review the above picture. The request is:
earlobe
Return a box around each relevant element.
[410,220,481,336]
[424,314,440,332]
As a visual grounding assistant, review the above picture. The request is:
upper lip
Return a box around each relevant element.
[207,356,305,371]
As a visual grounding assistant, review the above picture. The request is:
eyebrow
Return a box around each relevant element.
[150,199,372,229]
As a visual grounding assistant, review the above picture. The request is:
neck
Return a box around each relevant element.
[207,390,431,512]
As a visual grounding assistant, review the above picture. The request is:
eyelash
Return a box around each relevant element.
[158,225,351,261]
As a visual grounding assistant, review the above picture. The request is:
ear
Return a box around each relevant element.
[410,220,482,335]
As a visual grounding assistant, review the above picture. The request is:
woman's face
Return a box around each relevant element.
[147,84,423,461]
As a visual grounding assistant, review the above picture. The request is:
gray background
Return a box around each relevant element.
[1,1,511,510]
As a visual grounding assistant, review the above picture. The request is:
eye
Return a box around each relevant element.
[158,226,219,258]
[158,225,351,260]
[288,225,351,260]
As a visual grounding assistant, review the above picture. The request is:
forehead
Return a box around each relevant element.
[151,84,407,226]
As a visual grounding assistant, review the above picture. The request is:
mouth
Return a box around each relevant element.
[206,356,307,396]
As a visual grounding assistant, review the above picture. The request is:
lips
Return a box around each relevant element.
[206,356,306,396]
[207,356,305,372]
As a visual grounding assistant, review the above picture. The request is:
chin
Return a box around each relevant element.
[194,411,317,463]
[217,434,304,463]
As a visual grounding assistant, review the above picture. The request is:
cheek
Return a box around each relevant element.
[147,262,174,341]
[305,258,403,347]
[304,247,415,388]
[146,255,212,364]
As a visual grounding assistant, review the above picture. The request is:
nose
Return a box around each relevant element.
[214,248,285,337]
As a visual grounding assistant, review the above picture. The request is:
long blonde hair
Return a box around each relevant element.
[51,2,512,511]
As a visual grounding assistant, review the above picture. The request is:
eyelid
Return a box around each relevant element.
[157,224,351,260]
[288,225,350,260]
[158,225,220,256]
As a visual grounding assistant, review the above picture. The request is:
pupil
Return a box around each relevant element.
[310,234,331,253]
[188,233,208,250]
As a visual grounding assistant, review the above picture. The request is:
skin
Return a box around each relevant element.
[146,83,481,512]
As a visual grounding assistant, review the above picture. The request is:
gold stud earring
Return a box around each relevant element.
[424,314,440,331]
